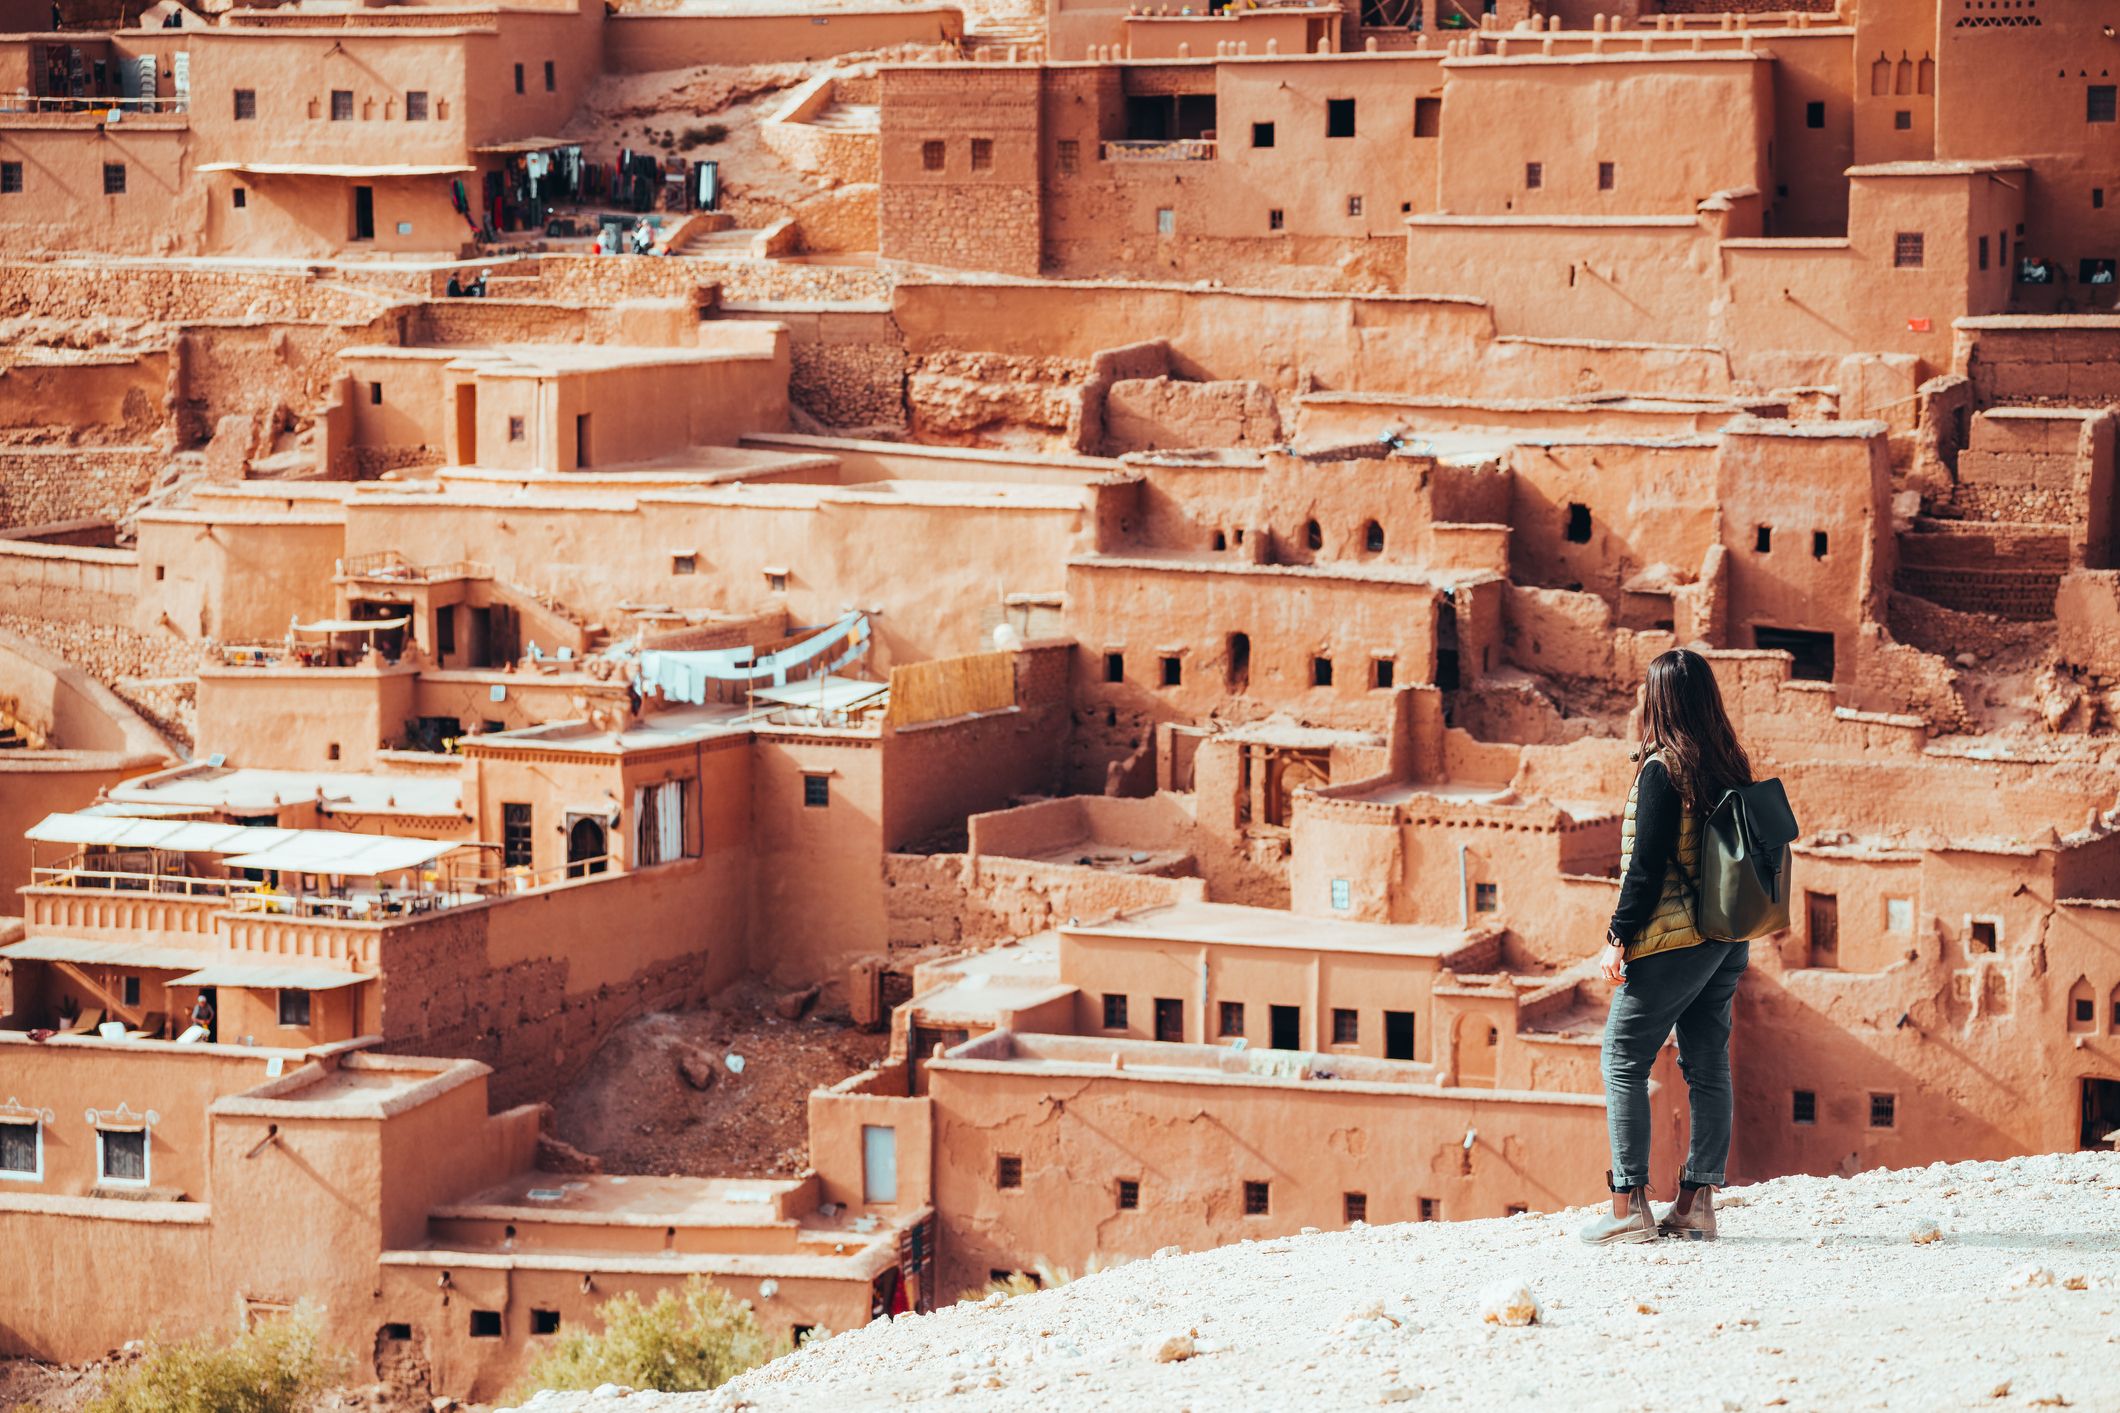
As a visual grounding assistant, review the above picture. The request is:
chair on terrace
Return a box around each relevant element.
[128,1011,168,1040]
[61,1007,104,1036]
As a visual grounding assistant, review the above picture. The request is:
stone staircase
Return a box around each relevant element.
[963,16,1044,59]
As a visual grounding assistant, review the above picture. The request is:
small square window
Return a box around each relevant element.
[1565,502,1592,543]
[1893,109,1911,131]
[2074,996,2095,1024]
[1332,1009,1358,1045]
[1346,195,1363,217]
[331,89,353,121]
[1505,1203,1529,1217]
[103,163,126,195]
[234,88,256,120]
[1268,208,1284,232]
[1792,1089,1817,1124]
[369,381,383,406]
[997,1155,1023,1188]
[1969,919,1998,952]
[672,554,696,575]
[277,989,311,1027]
[1326,98,1355,138]
[1057,139,1078,174]
[1102,993,1128,1029]
[1104,651,1124,683]
[2088,85,2116,124]
[0,162,20,194]
[1805,100,1825,128]
[381,1323,411,1341]
[1329,877,1350,911]
[531,1309,560,1335]
[1155,207,1174,236]
[1597,161,1614,191]
[1978,234,1989,270]
[233,189,247,209]
[1,1120,40,1177]
[407,91,428,121]
[1524,162,1542,190]
[1413,96,1440,138]
[1242,1179,1270,1215]
[1160,655,1181,687]
[971,137,994,171]
[802,774,829,808]
[154,565,165,580]
[1885,897,1913,932]
[1474,881,1498,913]
[1252,121,1275,148]
[1117,1178,1140,1210]
[121,976,141,1007]
[98,1128,147,1184]
[1312,656,1333,687]
[1418,1197,1438,1221]
[1893,232,1924,269]
[1343,1191,1367,1224]
[470,1309,503,1339]
[2096,189,2107,211]
[508,416,526,442]
[922,139,945,172]
[1812,531,1828,559]
[1371,658,1394,690]
[1218,1000,1244,1037]
[1868,1093,1896,1129]
[767,572,787,593]
[543,60,555,92]
[1755,525,1773,553]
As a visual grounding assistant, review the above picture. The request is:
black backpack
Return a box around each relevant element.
[1682,778,1800,942]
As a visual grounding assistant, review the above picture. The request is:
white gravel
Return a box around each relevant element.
[503,1151,2120,1413]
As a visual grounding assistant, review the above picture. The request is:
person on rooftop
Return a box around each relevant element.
[1579,648,1755,1247]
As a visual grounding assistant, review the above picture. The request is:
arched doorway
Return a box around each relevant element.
[1455,1013,1497,1088]
[566,817,608,878]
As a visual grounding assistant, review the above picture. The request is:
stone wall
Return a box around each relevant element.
[878,66,1042,277]
[0,448,162,531]
[795,184,881,255]
[1957,318,2120,407]
[1896,521,2070,620]
[882,851,1205,952]
[725,304,906,430]
[0,261,400,325]
[906,350,1087,447]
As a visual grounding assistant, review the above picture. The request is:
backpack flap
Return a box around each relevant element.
[1698,778,1800,942]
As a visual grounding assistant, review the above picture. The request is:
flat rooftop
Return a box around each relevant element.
[1065,901,1468,958]
[109,763,467,818]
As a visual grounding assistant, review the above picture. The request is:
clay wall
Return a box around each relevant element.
[193,662,421,771]
[749,730,886,982]
[919,1036,1681,1294]
[1435,52,1771,218]
[878,65,1042,276]
[602,6,961,70]
[1504,439,1721,601]
[0,119,198,255]
[0,353,165,441]
[134,510,345,640]
[0,1197,212,1359]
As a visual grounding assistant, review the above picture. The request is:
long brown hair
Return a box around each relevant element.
[1640,648,1752,812]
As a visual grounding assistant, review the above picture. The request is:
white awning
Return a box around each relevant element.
[169,963,368,991]
[0,936,216,970]
[196,162,474,178]
[291,617,411,635]
[217,833,455,877]
[26,813,299,855]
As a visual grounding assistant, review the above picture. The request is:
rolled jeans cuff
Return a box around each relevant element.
[1681,1168,1725,1187]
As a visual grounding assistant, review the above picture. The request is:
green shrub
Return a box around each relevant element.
[86,1307,344,1413]
[512,1276,786,1397]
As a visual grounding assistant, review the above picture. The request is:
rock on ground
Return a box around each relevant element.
[508,1151,2120,1412]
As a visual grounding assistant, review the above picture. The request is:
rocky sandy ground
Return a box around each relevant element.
[508,1151,2120,1413]
[550,980,887,1177]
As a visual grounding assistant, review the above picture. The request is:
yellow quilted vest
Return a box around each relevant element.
[1617,748,1703,962]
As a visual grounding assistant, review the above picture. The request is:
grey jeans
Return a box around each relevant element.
[1600,938,1749,1189]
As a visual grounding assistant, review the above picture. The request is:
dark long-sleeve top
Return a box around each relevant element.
[1608,758,1682,944]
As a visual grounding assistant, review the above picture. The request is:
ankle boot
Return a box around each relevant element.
[1577,1178,1657,1245]
[1657,1184,1717,1241]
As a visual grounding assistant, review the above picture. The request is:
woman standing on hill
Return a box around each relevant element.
[1580,648,1755,1246]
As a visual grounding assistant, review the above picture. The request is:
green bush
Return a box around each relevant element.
[86,1307,344,1413]
[512,1276,786,1397]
